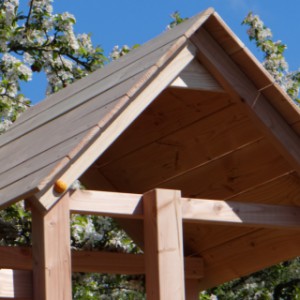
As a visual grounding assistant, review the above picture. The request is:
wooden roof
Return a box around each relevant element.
[2,7,300,290]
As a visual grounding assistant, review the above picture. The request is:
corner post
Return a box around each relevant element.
[143,189,185,300]
[31,193,72,300]
[185,279,200,299]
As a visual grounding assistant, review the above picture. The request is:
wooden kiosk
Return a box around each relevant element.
[1,8,300,299]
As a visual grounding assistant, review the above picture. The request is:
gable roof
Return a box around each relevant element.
[0,8,214,208]
[2,8,300,289]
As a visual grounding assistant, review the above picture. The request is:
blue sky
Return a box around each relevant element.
[23,1,300,104]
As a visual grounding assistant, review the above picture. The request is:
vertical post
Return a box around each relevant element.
[31,193,72,300]
[143,189,185,300]
[185,279,200,300]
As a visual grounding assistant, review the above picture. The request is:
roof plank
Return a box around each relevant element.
[99,105,263,191]
[157,138,291,199]
[97,89,233,167]
[0,159,67,208]
[35,44,196,210]
[170,59,224,91]
[12,8,214,129]
[192,28,300,175]
[199,229,300,290]
[1,54,163,148]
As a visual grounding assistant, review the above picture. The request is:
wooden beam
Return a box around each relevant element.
[143,189,185,300]
[199,228,300,290]
[181,197,300,229]
[31,193,72,300]
[70,189,300,230]
[69,189,143,218]
[0,247,203,279]
[0,269,32,299]
[191,28,300,175]
[36,43,196,211]
[170,59,224,92]
[0,246,32,270]
[185,279,200,300]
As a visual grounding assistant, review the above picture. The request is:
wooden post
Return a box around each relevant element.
[185,279,200,300]
[143,189,185,300]
[31,193,72,300]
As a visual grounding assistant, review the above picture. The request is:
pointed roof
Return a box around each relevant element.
[0,8,214,208]
[2,8,300,289]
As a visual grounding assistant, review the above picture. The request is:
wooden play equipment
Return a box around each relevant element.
[1,7,300,299]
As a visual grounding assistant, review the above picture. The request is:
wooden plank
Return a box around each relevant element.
[292,120,300,136]
[0,246,203,279]
[0,130,89,190]
[181,197,300,229]
[156,138,291,200]
[14,8,213,128]
[99,104,262,193]
[31,193,71,300]
[228,171,300,205]
[0,269,32,299]
[4,41,184,148]
[72,251,203,278]
[143,189,185,300]
[37,44,196,210]
[0,159,68,209]
[0,69,148,177]
[199,228,300,290]
[185,279,200,300]
[192,28,300,175]
[183,171,300,255]
[97,89,233,167]
[0,247,31,270]
[229,40,300,126]
[170,59,224,92]
[72,251,144,274]
[10,8,213,142]
[70,189,300,229]
[203,12,245,55]
[69,190,143,218]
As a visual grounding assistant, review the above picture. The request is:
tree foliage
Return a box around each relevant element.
[243,12,300,102]
[0,0,106,132]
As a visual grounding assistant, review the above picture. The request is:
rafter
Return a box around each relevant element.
[191,28,300,175]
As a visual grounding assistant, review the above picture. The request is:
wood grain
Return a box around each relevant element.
[143,189,185,300]
[199,228,300,290]
[31,193,71,300]
[192,28,300,175]
[37,45,196,210]
[96,88,233,167]
[0,246,203,279]
[99,104,262,193]
[0,269,32,299]
[171,59,223,92]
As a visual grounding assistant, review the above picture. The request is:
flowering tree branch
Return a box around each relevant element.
[243,12,300,103]
[0,0,107,132]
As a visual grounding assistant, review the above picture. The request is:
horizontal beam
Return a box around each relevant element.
[181,198,300,229]
[0,269,32,299]
[70,189,300,229]
[0,246,203,279]
[70,190,143,218]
